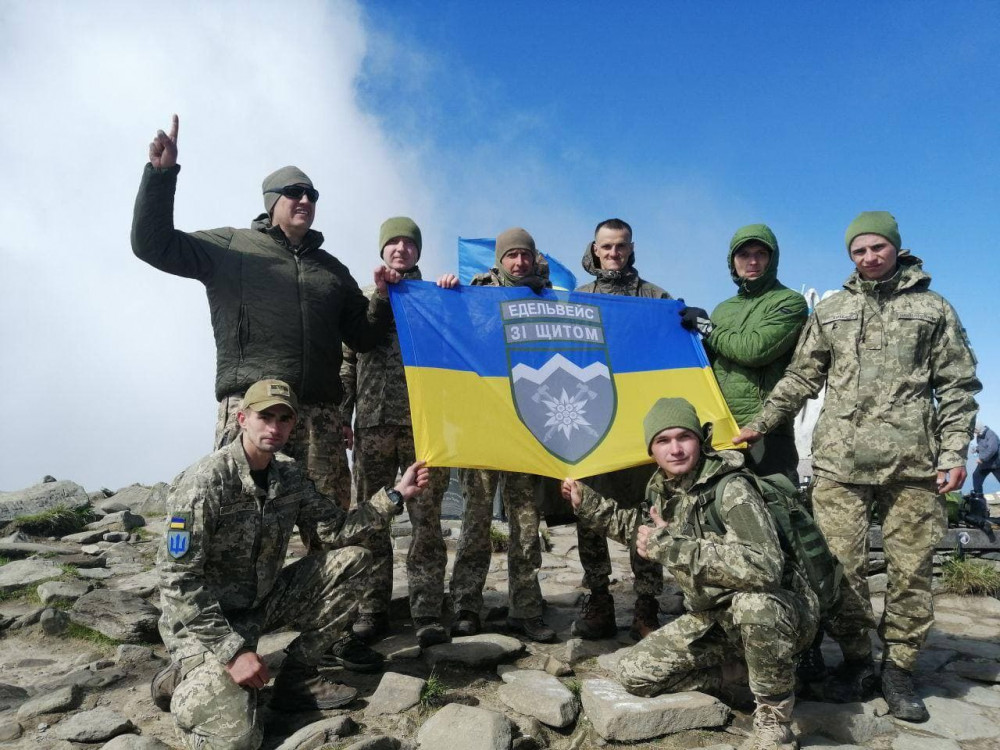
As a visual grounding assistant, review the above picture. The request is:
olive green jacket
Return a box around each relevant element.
[751,254,980,483]
[575,241,671,298]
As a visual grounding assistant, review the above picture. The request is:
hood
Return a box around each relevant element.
[728,223,780,296]
[581,239,638,282]
[843,250,930,295]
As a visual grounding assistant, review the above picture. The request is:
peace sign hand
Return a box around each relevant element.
[149,114,179,168]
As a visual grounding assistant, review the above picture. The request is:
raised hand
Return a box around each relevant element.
[374,266,402,297]
[149,114,179,169]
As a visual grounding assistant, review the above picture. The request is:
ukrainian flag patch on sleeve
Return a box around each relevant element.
[167,512,191,559]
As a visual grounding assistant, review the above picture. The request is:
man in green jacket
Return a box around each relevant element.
[132,115,398,513]
[564,398,817,750]
[736,212,981,722]
[572,218,669,641]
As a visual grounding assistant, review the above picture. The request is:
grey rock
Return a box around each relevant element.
[563,637,617,665]
[0,541,67,558]
[37,579,91,604]
[0,558,62,592]
[915,695,993,741]
[40,607,70,635]
[42,475,57,483]
[46,664,127,690]
[891,736,960,750]
[10,606,44,629]
[791,700,894,745]
[17,685,81,719]
[115,644,155,667]
[49,707,134,742]
[104,570,159,598]
[53,551,107,568]
[85,511,144,532]
[0,682,29,711]
[544,655,572,676]
[580,679,728,741]
[61,529,108,544]
[498,670,578,728]
[81,543,106,555]
[343,736,406,750]
[0,479,89,523]
[103,531,131,543]
[101,734,173,750]
[424,633,525,669]
[946,659,1000,683]
[77,567,113,580]
[365,672,425,716]
[272,716,357,750]
[595,647,628,674]
[416,703,511,750]
[70,589,160,643]
[107,483,169,516]
[103,541,147,564]
[0,720,22,741]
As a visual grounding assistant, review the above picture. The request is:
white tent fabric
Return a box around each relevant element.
[793,288,839,480]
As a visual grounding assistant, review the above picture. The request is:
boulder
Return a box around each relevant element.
[85,511,145,533]
[37,579,91,604]
[365,672,426,716]
[791,700,894,745]
[0,480,89,523]
[61,529,108,544]
[0,558,62,592]
[416,703,511,750]
[272,716,357,750]
[424,633,525,669]
[70,589,160,643]
[50,707,135,742]
[497,670,578,728]
[0,682,29,711]
[0,541,68,558]
[40,607,70,635]
[101,735,173,750]
[0,720,22,741]
[17,685,81,719]
[107,483,169,516]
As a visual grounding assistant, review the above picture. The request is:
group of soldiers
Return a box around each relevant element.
[134,115,982,750]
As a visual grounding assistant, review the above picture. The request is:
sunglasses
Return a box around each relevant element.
[266,185,319,203]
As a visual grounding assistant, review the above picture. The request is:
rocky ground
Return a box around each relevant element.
[2,478,1000,750]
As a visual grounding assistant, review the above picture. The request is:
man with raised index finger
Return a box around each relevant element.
[131,114,398,511]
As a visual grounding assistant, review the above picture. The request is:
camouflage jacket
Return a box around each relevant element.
[341,268,423,429]
[157,439,396,663]
[575,240,672,298]
[750,254,980,483]
[577,450,807,612]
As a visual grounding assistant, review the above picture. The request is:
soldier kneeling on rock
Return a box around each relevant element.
[562,398,818,750]
[153,379,427,750]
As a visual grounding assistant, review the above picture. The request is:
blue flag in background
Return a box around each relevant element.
[458,237,578,291]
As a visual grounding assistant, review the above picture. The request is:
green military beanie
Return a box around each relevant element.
[262,166,313,215]
[845,211,901,251]
[379,216,422,260]
[643,397,704,453]
[730,223,778,254]
[495,227,536,265]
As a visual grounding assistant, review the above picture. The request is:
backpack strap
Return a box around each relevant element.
[699,472,742,537]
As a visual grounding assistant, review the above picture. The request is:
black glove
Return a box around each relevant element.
[680,306,714,336]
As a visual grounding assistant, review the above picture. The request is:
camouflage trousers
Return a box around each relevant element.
[618,588,817,700]
[451,469,544,619]
[812,477,946,671]
[216,394,352,512]
[353,425,451,618]
[576,465,663,597]
[169,547,370,750]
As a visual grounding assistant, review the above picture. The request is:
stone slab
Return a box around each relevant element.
[415,703,511,750]
[498,669,578,728]
[365,672,425,716]
[580,679,728,741]
[423,633,525,668]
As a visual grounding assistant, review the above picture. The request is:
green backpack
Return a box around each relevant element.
[698,470,843,619]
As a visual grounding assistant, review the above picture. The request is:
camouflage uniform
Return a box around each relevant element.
[750,254,980,669]
[575,449,818,698]
[575,243,668,599]
[341,272,452,619]
[158,439,396,749]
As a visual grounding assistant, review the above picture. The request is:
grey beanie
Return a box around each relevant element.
[495,227,536,266]
[262,166,313,215]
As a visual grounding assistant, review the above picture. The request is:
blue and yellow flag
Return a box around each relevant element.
[389,281,739,479]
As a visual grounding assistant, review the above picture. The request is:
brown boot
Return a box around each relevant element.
[630,595,660,640]
[740,695,797,750]
[150,661,181,712]
[352,611,389,644]
[271,656,357,712]
[571,590,617,639]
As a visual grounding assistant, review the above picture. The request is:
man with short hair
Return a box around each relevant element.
[736,211,981,722]
[342,217,453,646]
[437,227,557,642]
[572,218,669,641]
[132,115,397,511]
[972,423,1000,496]
[563,398,818,750]
[155,379,428,750]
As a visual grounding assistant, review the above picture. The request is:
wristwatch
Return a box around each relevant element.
[386,488,405,515]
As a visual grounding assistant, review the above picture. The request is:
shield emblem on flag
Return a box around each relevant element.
[508,349,617,463]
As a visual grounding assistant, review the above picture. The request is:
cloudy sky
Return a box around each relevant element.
[2,1,997,492]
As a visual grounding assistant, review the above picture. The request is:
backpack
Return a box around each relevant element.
[698,470,843,619]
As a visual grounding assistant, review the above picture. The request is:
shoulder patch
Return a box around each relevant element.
[167,529,191,559]
[169,513,190,530]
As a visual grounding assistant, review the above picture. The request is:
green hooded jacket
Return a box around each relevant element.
[706,225,807,436]
[752,253,981,483]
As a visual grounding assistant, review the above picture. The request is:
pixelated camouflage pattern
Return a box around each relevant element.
[575,465,663,596]
[215,395,351,513]
[353,424,451,617]
[451,469,546,618]
[753,255,980,483]
[811,476,946,670]
[158,439,394,665]
[576,449,817,698]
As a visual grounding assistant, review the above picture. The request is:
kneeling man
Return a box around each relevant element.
[156,379,427,750]
[563,398,817,750]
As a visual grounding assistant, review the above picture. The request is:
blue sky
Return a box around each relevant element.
[1,1,996,491]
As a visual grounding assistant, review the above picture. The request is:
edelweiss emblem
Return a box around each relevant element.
[537,385,599,441]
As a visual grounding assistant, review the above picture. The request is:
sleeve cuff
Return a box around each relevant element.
[212,632,246,665]
[368,488,396,521]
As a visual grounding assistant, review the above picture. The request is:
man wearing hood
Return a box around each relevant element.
[563,398,818,750]
[437,228,557,642]
[736,212,981,722]
[341,217,452,647]
[131,115,397,513]
[572,219,670,641]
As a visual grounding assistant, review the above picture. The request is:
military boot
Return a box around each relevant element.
[271,655,357,712]
[150,660,181,712]
[352,611,389,644]
[630,595,661,641]
[451,610,481,637]
[823,656,877,703]
[571,590,617,639]
[740,695,797,750]
[328,634,384,673]
[881,661,929,722]
[795,641,828,686]
[507,615,557,643]
[414,617,450,648]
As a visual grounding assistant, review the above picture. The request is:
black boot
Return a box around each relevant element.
[881,660,929,722]
[823,657,877,703]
